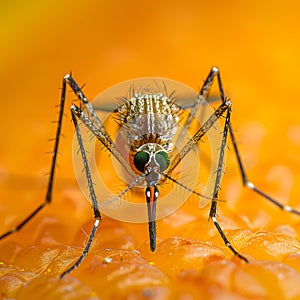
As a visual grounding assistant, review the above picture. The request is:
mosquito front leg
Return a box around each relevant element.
[70,104,131,178]
[167,100,231,175]
[209,105,248,262]
[60,109,102,278]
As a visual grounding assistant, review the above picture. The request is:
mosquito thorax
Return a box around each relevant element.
[117,92,180,153]
[132,143,170,177]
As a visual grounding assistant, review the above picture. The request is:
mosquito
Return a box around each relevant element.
[1,67,299,279]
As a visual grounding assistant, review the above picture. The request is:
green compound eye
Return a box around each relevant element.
[155,151,170,171]
[134,151,150,172]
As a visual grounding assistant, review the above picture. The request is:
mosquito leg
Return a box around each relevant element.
[209,106,248,262]
[211,216,248,262]
[60,109,102,278]
[214,71,300,216]
[167,100,231,175]
[70,109,101,220]
[228,122,300,214]
[0,76,69,239]
[63,74,110,138]
[60,218,100,279]
[64,74,132,179]
[176,67,220,148]
[70,104,132,179]
[0,74,129,241]
[185,67,219,127]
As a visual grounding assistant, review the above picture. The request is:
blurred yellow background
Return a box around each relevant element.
[1,0,300,299]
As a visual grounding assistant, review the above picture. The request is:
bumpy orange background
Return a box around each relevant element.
[1,1,300,299]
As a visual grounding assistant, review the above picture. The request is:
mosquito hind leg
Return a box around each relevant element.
[0,75,70,240]
[213,70,300,216]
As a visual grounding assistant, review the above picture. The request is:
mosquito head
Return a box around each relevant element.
[133,143,170,185]
[132,143,169,252]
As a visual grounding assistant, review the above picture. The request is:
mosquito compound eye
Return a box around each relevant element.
[134,151,150,172]
[155,151,170,172]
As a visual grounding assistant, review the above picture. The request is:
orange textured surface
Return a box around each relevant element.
[1,1,300,299]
